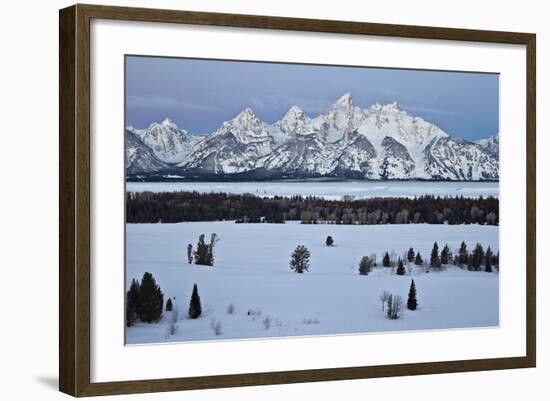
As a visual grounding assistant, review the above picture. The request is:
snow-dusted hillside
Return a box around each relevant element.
[126,222,499,344]
[476,133,500,159]
[128,118,201,164]
[125,130,167,174]
[125,93,499,180]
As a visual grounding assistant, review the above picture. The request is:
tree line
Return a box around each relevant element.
[126,191,499,226]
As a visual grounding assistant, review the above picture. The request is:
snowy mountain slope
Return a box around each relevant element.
[125,130,167,174]
[130,118,200,164]
[258,133,340,175]
[333,131,377,178]
[126,92,499,180]
[378,136,416,179]
[182,108,273,174]
[423,137,499,180]
[476,133,499,159]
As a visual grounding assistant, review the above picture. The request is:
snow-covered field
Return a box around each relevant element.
[126,180,499,199]
[126,221,499,344]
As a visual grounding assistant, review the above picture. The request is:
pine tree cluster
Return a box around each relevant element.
[126,272,164,326]
[193,233,219,266]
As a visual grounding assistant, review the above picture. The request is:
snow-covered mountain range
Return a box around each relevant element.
[126,93,499,180]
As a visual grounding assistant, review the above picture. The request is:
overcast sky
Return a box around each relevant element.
[125,56,499,140]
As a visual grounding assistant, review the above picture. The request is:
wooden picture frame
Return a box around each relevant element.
[59,3,536,397]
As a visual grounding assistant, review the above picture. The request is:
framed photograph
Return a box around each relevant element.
[59,4,536,397]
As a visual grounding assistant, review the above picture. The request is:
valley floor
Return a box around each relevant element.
[126,221,499,344]
[126,180,499,200]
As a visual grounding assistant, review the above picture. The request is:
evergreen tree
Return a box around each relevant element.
[430,242,441,268]
[407,279,418,310]
[187,244,193,264]
[382,251,391,267]
[407,247,415,263]
[441,244,450,265]
[458,241,469,266]
[166,297,173,311]
[358,256,372,275]
[194,234,210,265]
[125,278,140,327]
[289,245,311,273]
[138,272,164,323]
[414,252,423,266]
[471,243,485,271]
[485,246,493,273]
[396,258,406,275]
[188,283,202,319]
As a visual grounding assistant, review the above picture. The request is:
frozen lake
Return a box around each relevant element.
[126,180,499,199]
[126,222,499,344]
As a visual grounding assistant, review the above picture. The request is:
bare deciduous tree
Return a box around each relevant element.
[379,290,391,311]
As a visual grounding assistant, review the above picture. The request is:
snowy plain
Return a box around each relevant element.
[126,180,499,200]
[126,221,499,344]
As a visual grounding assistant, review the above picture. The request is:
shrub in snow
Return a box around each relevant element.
[138,272,164,323]
[303,317,319,325]
[370,253,377,267]
[165,298,173,311]
[382,252,391,267]
[126,278,140,327]
[167,307,179,336]
[290,245,311,273]
[227,303,236,314]
[188,283,202,319]
[247,308,262,317]
[262,315,272,330]
[389,250,399,267]
[407,279,418,311]
[379,290,391,311]
[210,319,222,336]
[358,256,373,275]
[387,294,403,319]
[187,244,193,264]
[325,235,334,247]
[396,258,406,275]
[407,247,415,263]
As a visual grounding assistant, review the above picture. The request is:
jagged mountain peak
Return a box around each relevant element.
[333,92,354,108]
[381,101,401,113]
[367,101,402,114]
[284,105,306,118]
[232,107,259,124]
[160,117,178,129]
[277,105,310,132]
[126,93,499,180]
